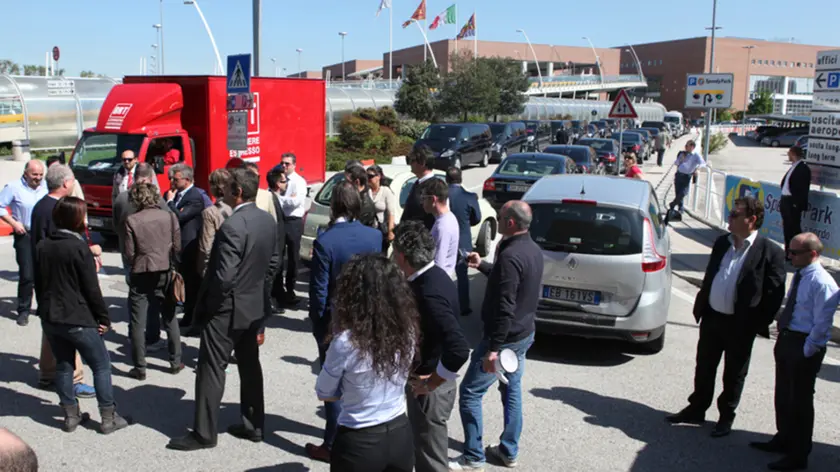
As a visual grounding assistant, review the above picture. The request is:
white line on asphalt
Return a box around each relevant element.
[671,286,697,304]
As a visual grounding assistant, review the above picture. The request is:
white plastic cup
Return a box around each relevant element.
[494,348,519,385]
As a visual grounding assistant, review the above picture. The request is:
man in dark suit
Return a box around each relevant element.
[780,146,811,254]
[164,163,206,332]
[446,167,482,316]
[667,196,786,437]
[394,220,470,472]
[401,145,437,230]
[304,180,382,463]
[167,168,279,451]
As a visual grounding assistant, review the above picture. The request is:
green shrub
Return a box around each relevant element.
[376,107,399,129]
[364,134,387,152]
[709,132,729,154]
[339,115,380,150]
[392,136,415,156]
[396,119,429,139]
[355,107,378,122]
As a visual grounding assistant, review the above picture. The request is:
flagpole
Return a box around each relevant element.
[414,21,438,69]
[389,2,393,85]
[454,4,458,54]
[423,2,428,63]
[473,10,477,59]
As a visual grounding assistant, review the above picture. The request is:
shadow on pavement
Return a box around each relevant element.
[531,386,840,472]
[0,353,63,430]
[0,270,18,283]
[527,333,635,367]
[281,355,319,376]
[818,363,840,384]
[671,224,723,248]
[244,463,311,472]
[729,135,761,148]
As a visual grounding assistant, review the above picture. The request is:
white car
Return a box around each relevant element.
[300,165,498,262]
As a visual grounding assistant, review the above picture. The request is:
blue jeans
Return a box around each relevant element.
[459,332,535,463]
[42,320,115,408]
[317,338,342,448]
[669,172,692,213]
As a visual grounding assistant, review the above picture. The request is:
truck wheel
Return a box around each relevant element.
[480,152,489,168]
[476,219,495,257]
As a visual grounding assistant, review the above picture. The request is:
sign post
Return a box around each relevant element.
[807,50,840,189]
[685,73,734,165]
[226,54,252,152]
[609,89,639,174]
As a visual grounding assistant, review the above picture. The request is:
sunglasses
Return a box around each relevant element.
[122,158,135,163]
[367,173,378,179]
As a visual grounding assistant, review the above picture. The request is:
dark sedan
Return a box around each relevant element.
[616,131,650,161]
[577,138,621,175]
[542,145,603,174]
[482,153,576,211]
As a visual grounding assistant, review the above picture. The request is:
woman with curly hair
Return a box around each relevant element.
[315,253,420,472]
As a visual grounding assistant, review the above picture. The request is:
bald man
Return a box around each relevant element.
[752,233,839,471]
[0,160,47,326]
[0,428,38,472]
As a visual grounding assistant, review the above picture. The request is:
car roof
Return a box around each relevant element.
[544,145,589,151]
[524,174,651,210]
[502,152,568,161]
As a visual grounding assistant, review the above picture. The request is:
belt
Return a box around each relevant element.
[284,215,302,221]
[780,328,809,338]
[338,413,408,433]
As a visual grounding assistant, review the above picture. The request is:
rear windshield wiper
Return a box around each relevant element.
[539,242,579,252]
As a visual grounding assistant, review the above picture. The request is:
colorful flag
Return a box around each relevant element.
[402,0,426,28]
[456,13,475,39]
[376,0,391,17]
[429,4,456,30]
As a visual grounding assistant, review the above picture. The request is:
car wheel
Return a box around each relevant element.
[640,330,665,354]
[476,219,495,257]
[453,157,462,169]
[771,140,780,148]
[480,151,489,168]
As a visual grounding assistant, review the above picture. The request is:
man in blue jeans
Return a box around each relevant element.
[450,200,543,471]
[665,140,705,223]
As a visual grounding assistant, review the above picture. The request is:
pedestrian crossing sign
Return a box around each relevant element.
[226,54,251,94]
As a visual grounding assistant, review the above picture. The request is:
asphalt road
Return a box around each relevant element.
[1,152,840,472]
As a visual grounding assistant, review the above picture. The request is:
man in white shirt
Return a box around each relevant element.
[779,146,811,254]
[275,152,307,307]
[421,178,459,279]
[666,140,706,221]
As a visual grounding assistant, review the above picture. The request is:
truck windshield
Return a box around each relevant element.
[70,132,144,172]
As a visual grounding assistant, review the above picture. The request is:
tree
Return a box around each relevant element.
[80,70,97,78]
[394,60,440,122]
[747,90,774,115]
[717,108,733,122]
[484,57,529,121]
[438,53,498,122]
[0,60,21,75]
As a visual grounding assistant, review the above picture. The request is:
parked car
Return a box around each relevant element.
[755,126,789,142]
[761,128,809,147]
[482,152,577,211]
[576,138,621,175]
[543,145,604,174]
[488,121,528,163]
[414,123,493,169]
[301,165,498,262]
[523,174,671,353]
[523,120,552,142]
[615,132,650,162]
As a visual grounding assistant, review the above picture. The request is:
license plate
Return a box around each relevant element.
[507,184,530,193]
[88,217,105,228]
[542,285,601,305]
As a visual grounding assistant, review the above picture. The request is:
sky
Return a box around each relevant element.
[3,0,839,78]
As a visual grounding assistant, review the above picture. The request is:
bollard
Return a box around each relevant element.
[10,139,31,162]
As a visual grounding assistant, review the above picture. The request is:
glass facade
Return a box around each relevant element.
[787,77,814,95]
[750,75,785,94]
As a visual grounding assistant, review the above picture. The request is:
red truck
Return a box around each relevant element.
[68,75,326,233]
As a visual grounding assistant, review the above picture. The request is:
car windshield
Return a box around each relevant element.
[664,116,680,124]
[497,157,564,176]
[70,132,144,172]
[421,125,460,140]
[530,202,643,255]
[578,140,612,151]
[612,133,642,143]
[640,128,660,136]
[314,172,347,206]
[488,124,506,136]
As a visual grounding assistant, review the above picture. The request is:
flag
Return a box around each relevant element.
[402,0,426,28]
[456,13,475,39]
[429,4,456,30]
[376,0,391,17]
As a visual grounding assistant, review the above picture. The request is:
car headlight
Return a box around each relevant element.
[440,149,455,158]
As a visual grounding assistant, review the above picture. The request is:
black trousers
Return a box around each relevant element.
[193,310,264,444]
[330,414,414,472]
[688,311,757,420]
[281,217,304,297]
[780,196,803,252]
[774,330,825,460]
[180,249,202,327]
[657,148,665,166]
[13,232,34,315]
[128,271,181,370]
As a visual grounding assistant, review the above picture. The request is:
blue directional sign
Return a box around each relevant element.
[815,71,840,91]
[227,54,251,94]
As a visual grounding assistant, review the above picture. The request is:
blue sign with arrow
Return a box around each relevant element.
[227,54,251,94]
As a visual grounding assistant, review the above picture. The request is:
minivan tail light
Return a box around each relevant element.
[562,199,597,205]
[483,178,496,192]
[605,153,616,162]
[632,144,641,152]
[642,218,667,272]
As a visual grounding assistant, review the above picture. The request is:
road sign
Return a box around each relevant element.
[608,90,638,118]
[47,79,75,96]
[684,73,734,109]
[809,50,840,188]
[227,111,248,151]
[226,54,251,94]
[227,92,254,111]
[52,46,60,62]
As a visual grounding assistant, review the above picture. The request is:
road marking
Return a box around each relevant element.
[671,286,697,304]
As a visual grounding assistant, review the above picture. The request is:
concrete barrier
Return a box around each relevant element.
[11,140,30,162]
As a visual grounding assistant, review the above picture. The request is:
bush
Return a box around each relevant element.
[709,132,729,154]
[396,119,429,139]
[376,107,399,129]
[338,115,380,150]
[392,136,415,156]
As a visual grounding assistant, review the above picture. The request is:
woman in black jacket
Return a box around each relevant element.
[35,197,131,434]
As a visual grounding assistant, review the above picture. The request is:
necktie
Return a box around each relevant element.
[777,270,802,330]
[174,191,183,207]
[126,171,133,189]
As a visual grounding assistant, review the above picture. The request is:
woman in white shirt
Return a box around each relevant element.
[367,165,398,253]
[315,253,419,471]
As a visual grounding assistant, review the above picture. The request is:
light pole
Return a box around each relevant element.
[271,57,277,77]
[151,44,159,74]
[149,55,157,75]
[702,0,721,163]
[253,0,261,76]
[625,44,644,81]
[338,32,348,81]
[582,36,605,85]
[516,29,543,92]
[296,49,303,76]
[158,0,165,74]
[184,0,224,75]
[152,24,162,74]
[742,45,756,134]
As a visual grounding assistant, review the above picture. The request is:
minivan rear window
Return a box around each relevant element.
[529,203,643,255]
[421,125,460,140]
[498,158,565,176]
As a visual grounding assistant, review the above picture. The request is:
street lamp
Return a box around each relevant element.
[624,45,644,81]
[184,0,224,75]
[742,45,756,134]
[296,48,303,76]
[582,36,605,85]
[703,0,722,163]
[151,44,159,75]
[516,29,543,92]
[338,32,348,81]
[152,24,162,75]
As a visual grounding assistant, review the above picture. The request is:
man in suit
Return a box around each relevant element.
[112,150,139,202]
[402,145,437,230]
[274,153,308,307]
[446,167,481,315]
[780,146,811,254]
[667,196,786,437]
[394,220,470,472]
[167,168,279,451]
[304,180,382,463]
[165,164,206,333]
[266,167,288,316]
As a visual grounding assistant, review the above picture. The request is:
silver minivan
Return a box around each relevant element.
[523,174,672,353]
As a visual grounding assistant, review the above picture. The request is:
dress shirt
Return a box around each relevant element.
[407,261,435,282]
[233,201,254,213]
[708,231,758,315]
[431,211,459,276]
[315,330,410,429]
[781,160,804,196]
[370,185,398,224]
[675,151,706,175]
[275,172,307,218]
[0,177,48,230]
[406,261,460,381]
[786,261,840,356]
[169,184,195,205]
